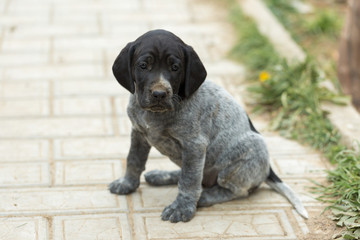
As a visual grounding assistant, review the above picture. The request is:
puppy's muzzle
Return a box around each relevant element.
[144,76,174,112]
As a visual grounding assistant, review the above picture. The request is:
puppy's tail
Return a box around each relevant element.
[265,167,309,219]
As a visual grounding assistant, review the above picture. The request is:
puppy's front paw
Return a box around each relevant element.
[161,200,196,223]
[108,177,139,195]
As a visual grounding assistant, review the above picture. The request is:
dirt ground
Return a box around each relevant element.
[300,210,343,240]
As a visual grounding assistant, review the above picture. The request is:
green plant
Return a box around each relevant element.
[314,148,360,239]
[228,5,280,79]
[248,59,346,161]
[305,10,342,36]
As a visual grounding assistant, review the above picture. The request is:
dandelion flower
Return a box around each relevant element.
[259,71,271,82]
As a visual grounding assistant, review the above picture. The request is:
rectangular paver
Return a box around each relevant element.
[53,214,131,240]
[133,210,296,240]
[0,187,127,215]
[0,162,49,186]
[54,80,128,97]
[0,117,113,138]
[0,99,49,117]
[0,216,48,240]
[0,139,49,162]
[4,64,105,81]
[54,160,123,185]
[53,97,112,116]
[0,81,49,99]
[54,137,130,160]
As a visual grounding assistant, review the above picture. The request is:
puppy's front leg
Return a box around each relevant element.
[109,129,151,195]
[161,143,205,223]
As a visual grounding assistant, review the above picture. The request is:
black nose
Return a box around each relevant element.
[152,90,167,99]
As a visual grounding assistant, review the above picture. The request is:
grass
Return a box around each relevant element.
[305,10,342,36]
[226,1,360,239]
[264,0,345,91]
[228,7,280,79]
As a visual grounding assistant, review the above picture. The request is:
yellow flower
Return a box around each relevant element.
[259,71,271,82]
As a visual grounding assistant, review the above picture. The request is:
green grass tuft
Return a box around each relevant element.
[228,5,279,79]
[248,59,345,162]
[305,10,342,36]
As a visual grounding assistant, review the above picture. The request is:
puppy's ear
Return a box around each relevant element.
[112,42,136,94]
[180,45,207,98]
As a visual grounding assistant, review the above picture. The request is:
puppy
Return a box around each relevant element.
[109,29,308,223]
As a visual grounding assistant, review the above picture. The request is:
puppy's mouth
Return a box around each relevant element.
[144,103,174,113]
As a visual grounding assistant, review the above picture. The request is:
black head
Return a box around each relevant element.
[112,29,207,112]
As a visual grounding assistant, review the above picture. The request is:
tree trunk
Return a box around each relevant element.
[338,0,360,110]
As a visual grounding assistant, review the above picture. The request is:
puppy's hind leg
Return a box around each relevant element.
[197,185,243,207]
[144,170,181,186]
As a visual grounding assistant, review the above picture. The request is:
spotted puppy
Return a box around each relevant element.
[109,29,308,223]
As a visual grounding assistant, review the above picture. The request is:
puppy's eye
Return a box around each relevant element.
[171,64,179,71]
[139,62,147,70]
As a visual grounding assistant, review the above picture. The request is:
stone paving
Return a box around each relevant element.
[0,0,336,239]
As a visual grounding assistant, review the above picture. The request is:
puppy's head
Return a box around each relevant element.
[112,29,207,112]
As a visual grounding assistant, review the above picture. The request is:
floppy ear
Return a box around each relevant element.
[112,42,136,94]
[180,45,207,98]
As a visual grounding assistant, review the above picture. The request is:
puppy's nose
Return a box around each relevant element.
[152,90,167,99]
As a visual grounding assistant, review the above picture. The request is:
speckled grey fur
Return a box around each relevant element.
[109,29,308,223]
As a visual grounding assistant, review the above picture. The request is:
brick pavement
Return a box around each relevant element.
[0,0,333,239]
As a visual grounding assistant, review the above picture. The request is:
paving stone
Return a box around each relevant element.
[0,216,48,240]
[55,160,123,185]
[54,0,141,13]
[53,49,103,64]
[0,99,49,117]
[7,2,50,15]
[4,64,105,81]
[54,80,128,97]
[117,116,132,136]
[114,96,129,116]
[265,135,318,155]
[132,185,178,211]
[52,13,98,26]
[1,38,50,53]
[0,187,127,215]
[53,36,120,52]
[0,1,5,13]
[273,154,329,177]
[0,162,49,186]
[142,0,189,12]
[0,81,49,99]
[0,52,48,66]
[53,214,131,240]
[322,103,360,150]
[0,15,48,26]
[132,178,320,212]
[102,23,151,40]
[133,210,296,240]
[0,117,113,138]
[5,24,99,38]
[53,97,112,116]
[0,139,49,162]
[190,1,229,22]
[54,137,130,160]
[103,13,189,29]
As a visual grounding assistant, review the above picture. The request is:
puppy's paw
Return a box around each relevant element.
[108,177,139,195]
[144,170,179,186]
[161,200,196,223]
